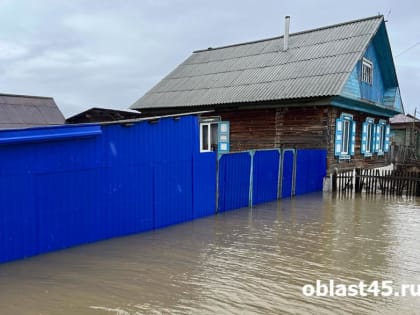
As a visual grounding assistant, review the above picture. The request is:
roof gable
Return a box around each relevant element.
[132,16,385,110]
[0,94,65,130]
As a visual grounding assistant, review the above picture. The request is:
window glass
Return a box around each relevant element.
[201,124,209,151]
[366,123,373,153]
[210,123,218,151]
[342,120,350,154]
[379,125,385,152]
[362,58,373,84]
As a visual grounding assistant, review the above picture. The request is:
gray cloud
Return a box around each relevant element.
[0,0,418,117]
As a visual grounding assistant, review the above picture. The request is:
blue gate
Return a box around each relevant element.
[252,150,280,205]
[218,152,251,212]
[295,149,327,195]
[281,149,295,198]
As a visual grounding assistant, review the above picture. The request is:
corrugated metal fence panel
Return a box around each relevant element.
[218,152,251,212]
[193,152,216,219]
[0,174,37,263]
[154,160,193,229]
[0,115,214,264]
[281,150,295,198]
[295,149,327,195]
[252,150,280,205]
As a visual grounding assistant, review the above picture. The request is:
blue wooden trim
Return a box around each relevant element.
[0,125,102,145]
[335,118,343,156]
[384,124,391,152]
[331,96,400,117]
[350,120,356,156]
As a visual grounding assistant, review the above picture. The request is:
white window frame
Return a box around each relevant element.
[341,119,351,155]
[200,123,211,152]
[378,123,385,153]
[361,58,373,85]
[365,120,374,154]
[199,120,219,152]
[335,113,354,160]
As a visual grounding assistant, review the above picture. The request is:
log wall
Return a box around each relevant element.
[327,107,390,173]
[208,105,391,174]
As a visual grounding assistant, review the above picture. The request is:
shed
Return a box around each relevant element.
[66,107,142,124]
[0,93,65,130]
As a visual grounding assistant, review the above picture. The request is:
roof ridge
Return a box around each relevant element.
[193,15,383,53]
[0,93,53,100]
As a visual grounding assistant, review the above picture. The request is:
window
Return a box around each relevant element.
[335,113,355,159]
[200,119,230,153]
[376,120,390,155]
[200,122,218,152]
[361,58,373,85]
[366,123,373,152]
[342,119,351,155]
[361,118,375,156]
[378,124,385,152]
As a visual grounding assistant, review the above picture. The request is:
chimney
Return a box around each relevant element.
[283,16,290,51]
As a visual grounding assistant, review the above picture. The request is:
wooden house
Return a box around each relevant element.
[0,93,65,129]
[131,15,403,175]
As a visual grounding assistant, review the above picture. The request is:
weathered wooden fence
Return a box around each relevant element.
[333,168,420,196]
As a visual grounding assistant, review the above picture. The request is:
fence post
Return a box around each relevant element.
[277,148,282,199]
[248,150,255,207]
[355,168,361,193]
[416,173,420,197]
[332,170,337,192]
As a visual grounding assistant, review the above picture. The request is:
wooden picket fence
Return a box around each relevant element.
[333,168,420,196]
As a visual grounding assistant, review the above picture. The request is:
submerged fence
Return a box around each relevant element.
[0,114,327,264]
[333,168,420,196]
[218,149,327,212]
[0,116,216,264]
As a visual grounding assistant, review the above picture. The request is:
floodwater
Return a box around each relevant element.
[0,193,419,315]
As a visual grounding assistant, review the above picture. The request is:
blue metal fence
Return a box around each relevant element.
[295,149,327,195]
[0,115,327,264]
[0,116,216,264]
[218,152,251,212]
[281,149,295,198]
[217,148,327,212]
[252,150,280,205]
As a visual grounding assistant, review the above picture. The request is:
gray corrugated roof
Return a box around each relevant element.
[390,114,419,124]
[0,94,65,130]
[131,15,384,110]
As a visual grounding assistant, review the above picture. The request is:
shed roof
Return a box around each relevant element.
[66,107,142,124]
[131,15,385,110]
[0,93,65,130]
[390,114,420,124]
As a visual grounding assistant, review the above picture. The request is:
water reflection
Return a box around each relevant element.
[0,193,419,314]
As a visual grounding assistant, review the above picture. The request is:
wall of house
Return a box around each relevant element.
[210,105,392,175]
[327,107,390,173]
[274,106,329,149]
[215,109,276,151]
[213,106,330,152]
[341,42,385,105]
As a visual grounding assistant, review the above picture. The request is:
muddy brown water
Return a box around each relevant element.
[0,193,419,315]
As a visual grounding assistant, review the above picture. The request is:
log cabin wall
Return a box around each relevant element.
[274,106,329,149]
[327,107,390,174]
[214,109,276,151]
[212,106,330,152]
[206,105,391,174]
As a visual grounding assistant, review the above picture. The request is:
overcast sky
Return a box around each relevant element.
[0,0,418,117]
